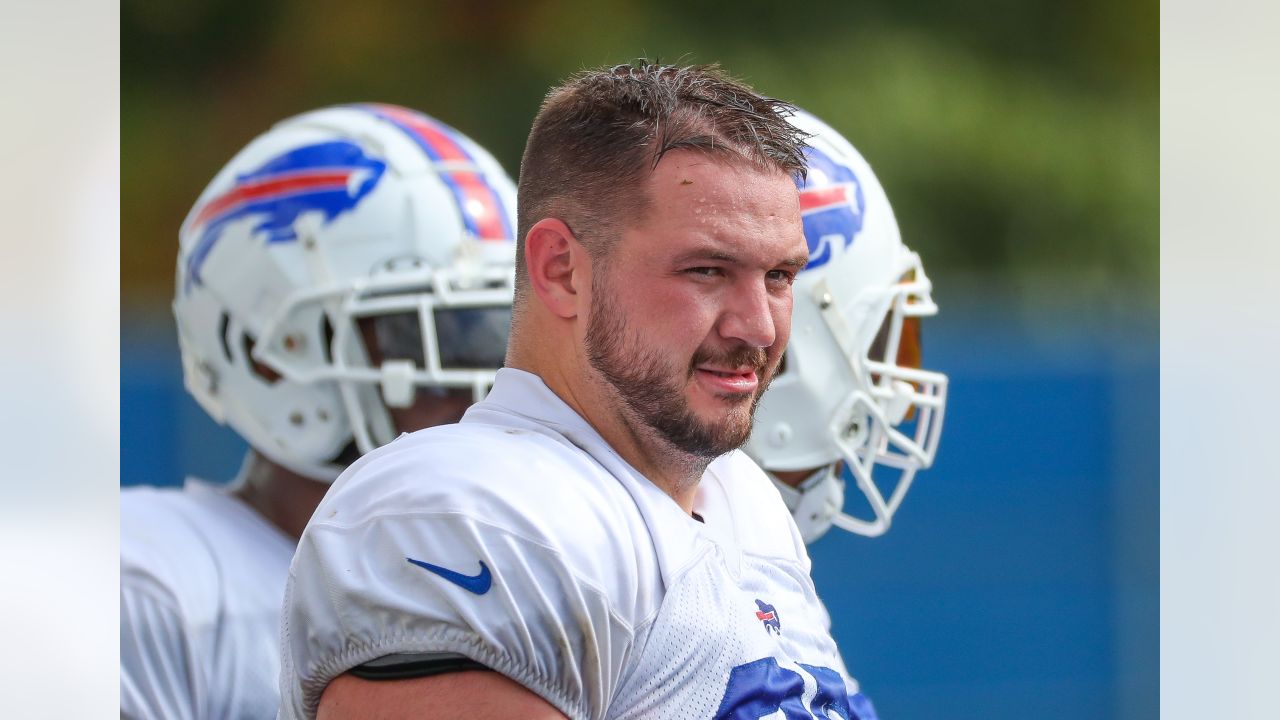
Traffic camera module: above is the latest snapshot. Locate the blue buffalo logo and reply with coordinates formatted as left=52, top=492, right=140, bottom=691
left=755, top=599, right=781, bottom=635
left=796, top=144, right=866, bottom=271
left=182, top=140, right=387, bottom=292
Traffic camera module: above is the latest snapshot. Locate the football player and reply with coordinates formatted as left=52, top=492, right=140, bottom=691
left=120, top=103, right=518, bottom=719
left=746, top=109, right=949, bottom=543
left=281, top=62, right=879, bottom=720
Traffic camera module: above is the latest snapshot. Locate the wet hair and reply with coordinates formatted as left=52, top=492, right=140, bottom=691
left=514, top=60, right=809, bottom=301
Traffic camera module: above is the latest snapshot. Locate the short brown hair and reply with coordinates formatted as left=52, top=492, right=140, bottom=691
left=514, top=61, right=809, bottom=299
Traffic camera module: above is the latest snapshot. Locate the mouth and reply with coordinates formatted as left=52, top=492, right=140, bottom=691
left=694, top=366, right=760, bottom=396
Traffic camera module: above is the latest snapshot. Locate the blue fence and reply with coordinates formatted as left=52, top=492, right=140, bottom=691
left=121, top=300, right=1158, bottom=719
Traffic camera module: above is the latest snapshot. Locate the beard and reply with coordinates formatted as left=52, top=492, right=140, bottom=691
left=584, top=274, right=775, bottom=459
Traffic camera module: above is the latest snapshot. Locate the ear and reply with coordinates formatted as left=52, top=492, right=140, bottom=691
left=524, top=218, right=587, bottom=319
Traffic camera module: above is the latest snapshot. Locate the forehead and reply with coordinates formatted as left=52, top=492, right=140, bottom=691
left=621, top=152, right=805, bottom=262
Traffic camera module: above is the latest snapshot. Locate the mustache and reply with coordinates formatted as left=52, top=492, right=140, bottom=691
left=688, top=344, right=769, bottom=375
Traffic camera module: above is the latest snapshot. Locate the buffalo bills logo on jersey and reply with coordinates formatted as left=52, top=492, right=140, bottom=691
left=182, top=140, right=387, bottom=292
left=796, top=144, right=866, bottom=270
left=358, top=103, right=514, bottom=244
left=755, top=599, right=781, bottom=635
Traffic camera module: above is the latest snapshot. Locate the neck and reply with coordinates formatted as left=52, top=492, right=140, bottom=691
left=600, top=394, right=710, bottom=512
left=509, top=340, right=707, bottom=514
left=232, top=452, right=332, bottom=541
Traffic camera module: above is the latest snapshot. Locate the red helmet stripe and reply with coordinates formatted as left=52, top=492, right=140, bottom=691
left=193, top=171, right=351, bottom=227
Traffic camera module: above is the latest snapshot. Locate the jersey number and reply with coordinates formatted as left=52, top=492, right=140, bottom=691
left=714, top=658, right=854, bottom=720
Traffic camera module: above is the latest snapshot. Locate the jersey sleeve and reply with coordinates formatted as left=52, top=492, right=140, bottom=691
left=279, top=437, right=643, bottom=720
left=120, top=573, right=200, bottom=720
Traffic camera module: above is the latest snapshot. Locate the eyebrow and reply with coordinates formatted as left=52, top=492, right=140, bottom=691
left=672, top=248, right=810, bottom=269
left=779, top=252, right=810, bottom=270
left=672, top=248, right=739, bottom=265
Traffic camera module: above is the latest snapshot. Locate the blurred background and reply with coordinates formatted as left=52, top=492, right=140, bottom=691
left=122, top=1, right=1158, bottom=718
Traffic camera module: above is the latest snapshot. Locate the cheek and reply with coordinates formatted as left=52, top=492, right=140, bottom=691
left=771, top=296, right=794, bottom=344
left=611, top=276, right=725, bottom=353
left=624, top=283, right=702, bottom=335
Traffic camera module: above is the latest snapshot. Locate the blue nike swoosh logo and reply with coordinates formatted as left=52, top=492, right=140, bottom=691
left=405, top=557, right=493, bottom=595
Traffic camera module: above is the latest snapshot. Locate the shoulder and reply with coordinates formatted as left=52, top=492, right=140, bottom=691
left=315, top=422, right=647, bottom=583
left=121, top=483, right=294, bottom=621
left=296, top=419, right=661, bottom=632
left=120, top=488, right=196, bottom=626
left=329, top=420, right=601, bottom=493
left=119, top=486, right=227, bottom=717
left=121, top=486, right=223, bottom=606
left=285, top=423, right=654, bottom=719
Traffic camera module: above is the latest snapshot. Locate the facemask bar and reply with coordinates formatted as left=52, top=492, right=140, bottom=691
left=252, top=262, right=513, bottom=455
left=810, top=260, right=949, bottom=537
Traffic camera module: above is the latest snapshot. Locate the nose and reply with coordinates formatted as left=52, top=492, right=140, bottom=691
left=718, top=277, right=778, bottom=349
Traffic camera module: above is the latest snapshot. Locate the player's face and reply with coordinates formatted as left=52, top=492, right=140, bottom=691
left=584, top=153, right=807, bottom=458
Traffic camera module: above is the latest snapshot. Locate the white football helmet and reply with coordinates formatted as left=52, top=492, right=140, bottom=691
left=746, top=108, right=948, bottom=541
left=173, top=103, right=517, bottom=482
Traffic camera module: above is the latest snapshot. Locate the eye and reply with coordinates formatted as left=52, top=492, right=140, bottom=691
left=684, top=267, right=724, bottom=278
left=765, top=268, right=796, bottom=286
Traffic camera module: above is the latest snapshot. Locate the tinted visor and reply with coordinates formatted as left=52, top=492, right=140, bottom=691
left=370, top=305, right=511, bottom=370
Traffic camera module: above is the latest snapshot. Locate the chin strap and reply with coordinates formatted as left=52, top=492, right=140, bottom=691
left=770, top=465, right=844, bottom=544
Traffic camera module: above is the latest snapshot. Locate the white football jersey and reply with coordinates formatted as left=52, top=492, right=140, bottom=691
left=121, top=478, right=295, bottom=720
left=280, top=368, right=878, bottom=719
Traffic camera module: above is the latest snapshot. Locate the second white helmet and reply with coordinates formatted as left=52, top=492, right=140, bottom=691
left=173, top=103, right=518, bottom=482
left=746, top=108, right=948, bottom=541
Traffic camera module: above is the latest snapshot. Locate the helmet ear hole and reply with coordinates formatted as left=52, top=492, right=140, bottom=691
left=218, top=312, right=233, bottom=362
left=241, top=334, right=282, bottom=385
left=320, top=315, right=335, bottom=365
